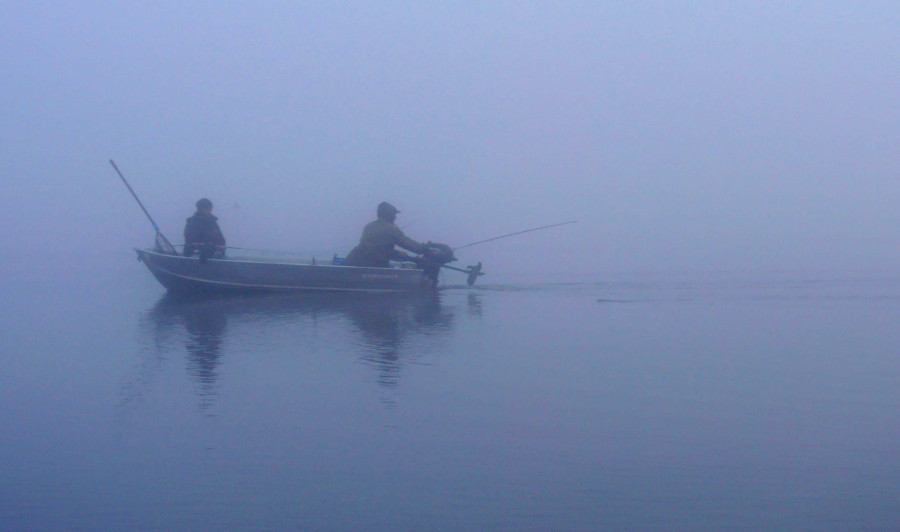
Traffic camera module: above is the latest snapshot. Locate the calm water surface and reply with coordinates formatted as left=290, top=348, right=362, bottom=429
left=2, top=266, right=899, bottom=530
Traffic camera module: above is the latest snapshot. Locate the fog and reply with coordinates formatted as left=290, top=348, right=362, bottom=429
left=3, top=2, right=898, bottom=275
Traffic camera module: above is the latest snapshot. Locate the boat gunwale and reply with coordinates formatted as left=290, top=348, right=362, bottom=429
left=135, top=248, right=427, bottom=293
left=146, top=263, right=415, bottom=292
left=135, top=248, right=424, bottom=272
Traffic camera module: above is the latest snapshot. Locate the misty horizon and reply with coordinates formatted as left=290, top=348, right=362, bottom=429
left=3, top=2, right=898, bottom=275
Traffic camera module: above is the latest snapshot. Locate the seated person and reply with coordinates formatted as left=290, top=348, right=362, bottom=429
left=183, top=198, right=226, bottom=261
left=345, top=202, right=425, bottom=267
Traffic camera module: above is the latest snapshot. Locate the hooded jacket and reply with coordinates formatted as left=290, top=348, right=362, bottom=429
left=183, top=211, right=225, bottom=257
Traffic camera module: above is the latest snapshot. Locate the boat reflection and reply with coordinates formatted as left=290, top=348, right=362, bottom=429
left=175, top=298, right=229, bottom=410
left=136, top=291, right=460, bottom=409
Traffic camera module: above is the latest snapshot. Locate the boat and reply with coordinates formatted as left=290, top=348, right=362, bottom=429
left=136, top=246, right=455, bottom=294
left=107, top=159, right=565, bottom=296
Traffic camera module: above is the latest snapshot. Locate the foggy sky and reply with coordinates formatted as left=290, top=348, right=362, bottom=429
left=3, top=1, right=898, bottom=275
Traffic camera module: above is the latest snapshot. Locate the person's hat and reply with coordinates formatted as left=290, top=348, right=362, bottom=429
left=377, top=201, right=400, bottom=218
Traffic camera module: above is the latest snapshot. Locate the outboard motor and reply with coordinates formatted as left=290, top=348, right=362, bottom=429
left=419, top=242, right=455, bottom=286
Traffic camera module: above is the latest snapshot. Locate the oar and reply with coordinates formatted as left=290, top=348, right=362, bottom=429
left=109, top=159, right=177, bottom=254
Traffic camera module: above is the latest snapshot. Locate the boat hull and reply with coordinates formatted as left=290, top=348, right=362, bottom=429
left=136, top=249, right=427, bottom=294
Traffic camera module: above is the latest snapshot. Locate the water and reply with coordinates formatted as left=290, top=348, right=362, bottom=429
left=2, top=266, right=899, bottom=530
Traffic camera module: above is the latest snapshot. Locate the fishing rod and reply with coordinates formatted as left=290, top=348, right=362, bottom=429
left=109, top=159, right=177, bottom=254
left=434, top=220, right=575, bottom=286
left=401, top=217, right=423, bottom=230
left=454, top=220, right=578, bottom=251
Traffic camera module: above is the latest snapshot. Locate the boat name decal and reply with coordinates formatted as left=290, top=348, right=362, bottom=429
left=361, top=273, right=401, bottom=280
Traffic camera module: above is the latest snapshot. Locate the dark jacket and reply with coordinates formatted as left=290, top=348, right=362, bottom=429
left=183, top=212, right=225, bottom=257
left=345, top=218, right=425, bottom=267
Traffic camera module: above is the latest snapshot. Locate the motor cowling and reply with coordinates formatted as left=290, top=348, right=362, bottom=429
left=419, top=242, right=455, bottom=285
left=422, top=242, right=455, bottom=264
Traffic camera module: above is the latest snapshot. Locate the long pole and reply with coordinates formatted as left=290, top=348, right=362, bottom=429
left=109, top=159, right=161, bottom=233
left=110, top=159, right=178, bottom=255
left=454, top=220, right=578, bottom=251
